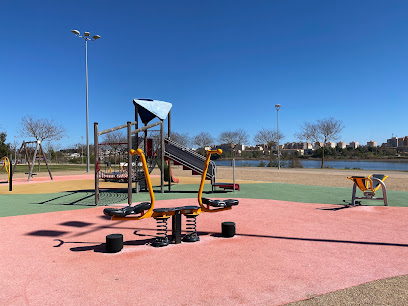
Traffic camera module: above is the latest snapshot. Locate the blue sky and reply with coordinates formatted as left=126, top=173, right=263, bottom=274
left=1, top=0, right=407, bottom=149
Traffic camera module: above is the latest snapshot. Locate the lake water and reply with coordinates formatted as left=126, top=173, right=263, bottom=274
left=214, top=159, right=408, bottom=171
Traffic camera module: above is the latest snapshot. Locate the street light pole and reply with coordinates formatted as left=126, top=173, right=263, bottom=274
left=275, top=104, right=281, bottom=170
left=81, top=136, right=84, bottom=165
left=71, top=29, right=101, bottom=173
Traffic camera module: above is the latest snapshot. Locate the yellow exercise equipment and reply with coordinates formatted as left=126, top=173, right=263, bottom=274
left=0, top=156, right=11, bottom=183
left=198, top=149, right=239, bottom=212
left=103, top=148, right=238, bottom=247
left=347, top=174, right=388, bottom=206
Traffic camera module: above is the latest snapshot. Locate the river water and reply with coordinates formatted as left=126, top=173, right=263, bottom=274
left=214, top=159, right=408, bottom=171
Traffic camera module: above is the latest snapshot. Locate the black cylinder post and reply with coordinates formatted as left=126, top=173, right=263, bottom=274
left=106, top=234, right=123, bottom=253
left=222, top=222, right=236, bottom=238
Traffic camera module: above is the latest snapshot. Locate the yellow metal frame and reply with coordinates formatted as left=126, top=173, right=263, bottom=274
left=347, top=174, right=389, bottom=206
left=347, top=175, right=388, bottom=194
left=111, top=148, right=201, bottom=220
left=197, top=149, right=232, bottom=213
left=111, top=148, right=232, bottom=220
left=0, top=156, right=10, bottom=183
left=111, top=149, right=155, bottom=220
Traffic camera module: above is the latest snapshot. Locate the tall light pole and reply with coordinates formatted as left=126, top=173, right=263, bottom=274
left=81, top=136, right=84, bottom=165
left=275, top=104, right=281, bottom=170
left=71, top=29, right=101, bottom=173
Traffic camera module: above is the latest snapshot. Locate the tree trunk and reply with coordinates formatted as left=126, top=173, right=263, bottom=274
left=321, top=146, right=325, bottom=168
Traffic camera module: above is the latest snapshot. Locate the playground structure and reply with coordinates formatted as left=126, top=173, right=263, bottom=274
left=94, top=98, right=233, bottom=206
left=103, top=148, right=238, bottom=247
left=13, top=140, right=53, bottom=182
left=347, top=174, right=388, bottom=206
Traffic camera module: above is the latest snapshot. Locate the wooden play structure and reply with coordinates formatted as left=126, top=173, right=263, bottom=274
left=103, top=148, right=238, bottom=247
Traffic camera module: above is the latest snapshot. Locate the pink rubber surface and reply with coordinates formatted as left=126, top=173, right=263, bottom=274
left=1, top=198, right=408, bottom=305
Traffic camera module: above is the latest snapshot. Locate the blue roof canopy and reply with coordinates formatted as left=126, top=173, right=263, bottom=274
left=133, top=99, right=173, bottom=124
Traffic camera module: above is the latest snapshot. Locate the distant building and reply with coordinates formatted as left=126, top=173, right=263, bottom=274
left=313, top=142, right=323, bottom=150
left=255, top=144, right=269, bottom=151
left=245, top=145, right=264, bottom=151
left=367, top=141, right=377, bottom=148
left=387, top=137, right=398, bottom=148
left=325, top=142, right=336, bottom=148
left=337, top=142, right=346, bottom=149
left=398, top=137, right=408, bottom=147
left=69, top=153, right=80, bottom=158
left=285, top=142, right=298, bottom=149
left=348, top=141, right=359, bottom=149
left=216, top=143, right=234, bottom=152
left=302, top=142, right=313, bottom=150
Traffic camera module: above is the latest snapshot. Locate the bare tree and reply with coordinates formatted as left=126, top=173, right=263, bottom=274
left=168, top=131, right=190, bottom=148
left=296, top=117, right=344, bottom=168
left=19, top=116, right=66, bottom=142
left=219, top=129, right=249, bottom=156
left=101, top=131, right=127, bottom=165
left=192, top=132, right=214, bottom=155
left=254, top=128, right=284, bottom=167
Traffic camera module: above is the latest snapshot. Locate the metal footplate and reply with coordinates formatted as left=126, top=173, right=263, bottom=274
left=201, top=198, right=239, bottom=208
left=103, top=202, right=152, bottom=217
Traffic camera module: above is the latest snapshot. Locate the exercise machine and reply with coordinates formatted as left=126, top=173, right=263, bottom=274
left=103, top=148, right=238, bottom=247
left=347, top=174, right=388, bottom=206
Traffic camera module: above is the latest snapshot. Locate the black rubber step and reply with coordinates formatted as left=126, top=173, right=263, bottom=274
left=103, top=202, right=152, bottom=217
left=202, top=198, right=239, bottom=207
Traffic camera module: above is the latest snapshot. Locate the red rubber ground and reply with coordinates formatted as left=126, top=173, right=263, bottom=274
left=1, top=198, right=407, bottom=305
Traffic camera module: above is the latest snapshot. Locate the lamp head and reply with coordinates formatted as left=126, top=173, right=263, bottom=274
left=84, top=32, right=90, bottom=36
left=71, top=29, right=80, bottom=35
left=92, top=35, right=101, bottom=40
left=275, top=104, right=281, bottom=110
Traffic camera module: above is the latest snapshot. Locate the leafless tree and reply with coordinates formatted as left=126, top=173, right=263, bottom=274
left=192, top=132, right=214, bottom=155
left=219, top=129, right=249, bottom=156
left=168, top=131, right=190, bottom=147
left=254, top=128, right=284, bottom=167
left=10, top=139, right=19, bottom=162
left=101, top=131, right=127, bottom=165
left=19, top=116, right=66, bottom=142
left=296, top=117, right=344, bottom=168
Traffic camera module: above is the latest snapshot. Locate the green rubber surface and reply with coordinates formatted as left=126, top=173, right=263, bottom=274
left=1, top=183, right=407, bottom=217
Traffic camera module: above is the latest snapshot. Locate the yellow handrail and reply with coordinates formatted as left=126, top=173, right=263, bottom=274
left=112, top=148, right=155, bottom=220
left=0, top=156, right=10, bottom=182
left=197, top=149, right=232, bottom=212
left=347, top=175, right=388, bottom=194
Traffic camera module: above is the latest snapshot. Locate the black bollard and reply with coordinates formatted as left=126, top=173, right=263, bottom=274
left=106, top=234, right=123, bottom=253
left=221, top=222, right=235, bottom=238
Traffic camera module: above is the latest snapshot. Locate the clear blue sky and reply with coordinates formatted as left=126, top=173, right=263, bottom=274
left=1, top=0, right=407, bottom=149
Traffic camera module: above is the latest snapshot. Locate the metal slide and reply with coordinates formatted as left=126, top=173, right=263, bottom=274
left=164, top=138, right=216, bottom=182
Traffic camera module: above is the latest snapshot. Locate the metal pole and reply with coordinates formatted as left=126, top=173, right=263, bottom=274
left=275, top=105, right=281, bottom=170
left=8, top=157, right=12, bottom=192
left=160, top=121, right=164, bottom=193
left=127, top=122, right=132, bottom=205
left=28, top=141, right=39, bottom=182
left=81, top=136, right=84, bottom=165
left=277, top=109, right=280, bottom=170
left=85, top=38, right=90, bottom=173
left=134, top=103, right=139, bottom=193
left=94, top=122, right=99, bottom=205
left=168, top=111, right=171, bottom=192
left=233, top=158, right=235, bottom=192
